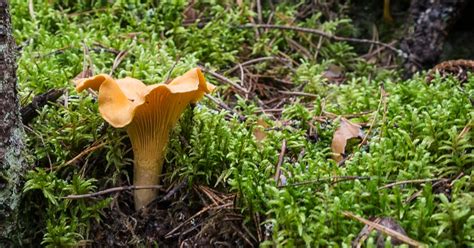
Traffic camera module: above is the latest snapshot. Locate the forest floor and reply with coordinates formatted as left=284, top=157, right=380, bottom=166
left=11, top=1, right=473, bottom=247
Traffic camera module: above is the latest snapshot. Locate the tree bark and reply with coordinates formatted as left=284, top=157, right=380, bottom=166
left=400, top=0, right=469, bottom=75
left=0, top=0, right=26, bottom=244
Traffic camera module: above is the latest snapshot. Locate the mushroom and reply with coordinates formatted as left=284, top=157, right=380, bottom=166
left=75, top=68, right=215, bottom=210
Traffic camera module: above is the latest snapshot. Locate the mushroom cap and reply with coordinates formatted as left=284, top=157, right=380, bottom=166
left=75, top=68, right=215, bottom=128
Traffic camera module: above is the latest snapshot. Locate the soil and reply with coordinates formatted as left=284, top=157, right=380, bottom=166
left=90, top=182, right=257, bottom=247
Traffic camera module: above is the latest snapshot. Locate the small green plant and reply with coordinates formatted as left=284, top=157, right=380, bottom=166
left=23, top=169, right=110, bottom=247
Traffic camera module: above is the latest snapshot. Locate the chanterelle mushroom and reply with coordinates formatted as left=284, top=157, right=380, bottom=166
left=76, top=68, right=215, bottom=210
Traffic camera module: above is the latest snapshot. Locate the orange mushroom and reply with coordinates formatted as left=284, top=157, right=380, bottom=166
left=76, top=68, right=215, bottom=210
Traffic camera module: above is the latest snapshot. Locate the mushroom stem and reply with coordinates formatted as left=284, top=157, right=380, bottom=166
left=133, top=155, right=164, bottom=210
left=128, top=127, right=169, bottom=210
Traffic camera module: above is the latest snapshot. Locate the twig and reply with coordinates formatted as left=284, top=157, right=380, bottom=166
left=238, top=63, right=249, bottom=100
left=358, top=86, right=386, bottom=148
left=205, top=94, right=246, bottom=121
left=28, top=0, right=36, bottom=23
left=226, top=56, right=288, bottom=74
left=255, top=108, right=283, bottom=113
left=405, top=178, right=451, bottom=203
left=256, top=0, right=263, bottom=25
left=91, top=42, right=121, bottom=55
left=229, top=222, right=257, bottom=247
left=313, top=36, right=323, bottom=60
left=165, top=197, right=234, bottom=238
left=21, top=89, right=64, bottom=124
left=238, top=63, right=245, bottom=87
left=449, top=172, right=464, bottom=187
left=160, top=180, right=188, bottom=202
left=279, top=90, right=318, bottom=98
left=362, top=40, right=398, bottom=59
left=323, top=110, right=374, bottom=119
left=67, top=7, right=108, bottom=18
left=239, top=24, right=404, bottom=56
left=64, top=185, right=164, bottom=199
left=64, top=142, right=106, bottom=167
left=457, top=121, right=472, bottom=140
left=165, top=56, right=180, bottom=84
left=274, top=139, right=287, bottom=186
left=286, top=37, right=312, bottom=58
left=378, top=178, right=445, bottom=190
left=81, top=43, right=98, bottom=98
left=34, top=45, right=73, bottom=58
left=279, top=176, right=370, bottom=188
left=253, top=212, right=262, bottom=243
left=197, top=185, right=227, bottom=205
left=109, top=49, right=129, bottom=75
left=342, top=211, right=425, bottom=247
left=200, top=67, right=249, bottom=93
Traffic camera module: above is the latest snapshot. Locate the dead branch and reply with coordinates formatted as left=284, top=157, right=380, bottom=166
left=64, top=185, right=164, bottom=199
left=378, top=178, right=446, bottom=190
left=239, top=24, right=404, bottom=56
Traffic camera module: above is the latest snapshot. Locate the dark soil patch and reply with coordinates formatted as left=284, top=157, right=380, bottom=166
left=90, top=182, right=256, bottom=247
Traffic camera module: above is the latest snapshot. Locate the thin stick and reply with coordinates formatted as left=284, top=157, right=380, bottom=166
left=240, top=24, right=404, bottom=55
left=342, top=211, right=425, bottom=247
left=378, top=178, right=445, bottom=190
left=255, top=108, right=283, bottom=113
left=274, top=139, right=287, bottom=186
left=279, top=90, right=318, bottom=98
left=449, top=172, right=464, bottom=187
left=165, top=197, right=234, bottom=238
left=457, top=121, right=472, bottom=140
left=64, top=142, right=106, bottom=167
left=229, top=222, right=256, bottom=247
left=91, top=42, right=121, bottom=55
left=362, top=40, right=398, bottom=59
left=200, top=67, right=249, bottom=93
left=205, top=94, right=246, bottom=121
left=109, top=49, right=129, bottom=75
left=227, top=56, right=287, bottom=74
left=256, top=0, right=263, bottom=25
left=358, top=86, right=385, bottom=148
left=254, top=212, right=262, bottom=242
left=28, top=0, right=36, bottom=23
left=238, top=63, right=249, bottom=100
left=323, top=110, right=374, bottom=119
left=238, top=63, right=245, bottom=87
left=279, top=176, right=370, bottom=188
left=81, top=43, right=98, bottom=98
left=165, top=56, right=180, bottom=84
left=64, top=185, right=164, bottom=199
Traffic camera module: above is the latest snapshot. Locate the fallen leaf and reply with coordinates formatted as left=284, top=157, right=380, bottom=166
left=351, top=216, right=416, bottom=248
left=331, top=118, right=364, bottom=162
left=322, top=64, right=345, bottom=84
left=183, top=0, right=197, bottom=22
left=72, top=67, right=93, bottom=82
left=253, top=118, right=269, bottom=143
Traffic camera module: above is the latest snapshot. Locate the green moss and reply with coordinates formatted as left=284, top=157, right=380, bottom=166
left=12, top=0, right=474, bottom=247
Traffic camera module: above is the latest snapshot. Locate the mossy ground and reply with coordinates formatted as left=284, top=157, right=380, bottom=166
left=11, top=1, right=473, bottom=247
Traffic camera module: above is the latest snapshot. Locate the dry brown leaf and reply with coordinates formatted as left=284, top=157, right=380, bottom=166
left=72, top=68, right=93, bottom=83
left=253, top=118, right=269, bottom=143
left=331, top=118, right=364, bottom=162
left=345, top=212, right=424, bottom=248
left=183, top=0, right=197, bottom=22
left=322, top=64, right=345, bottom=84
